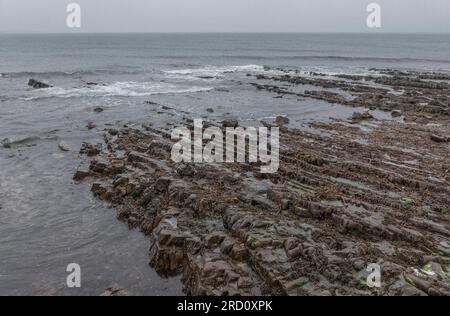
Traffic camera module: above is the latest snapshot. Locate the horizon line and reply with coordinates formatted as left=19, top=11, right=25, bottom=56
left=1, top=31, right=450, bottom=35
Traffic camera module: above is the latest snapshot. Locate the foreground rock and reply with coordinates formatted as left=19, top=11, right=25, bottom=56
left=75, top=114, right=450, bottom=296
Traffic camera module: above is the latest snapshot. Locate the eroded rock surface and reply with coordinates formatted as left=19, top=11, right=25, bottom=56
left=75, top=68, right=450, bottom=296
left=75, top=118, right=450, bottom=296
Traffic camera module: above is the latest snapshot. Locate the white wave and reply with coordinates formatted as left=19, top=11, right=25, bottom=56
left=29, top=81, right=213, bottom=99
left=165, top=64, right=264, bottom=78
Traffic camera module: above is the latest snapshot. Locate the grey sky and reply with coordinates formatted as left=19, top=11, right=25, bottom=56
left=0, top=0, right=449, bottom=33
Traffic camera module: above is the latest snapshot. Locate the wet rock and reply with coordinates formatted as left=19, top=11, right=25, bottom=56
left=1, top=136, right=40, bottom=149
left=100, top=285, right=130, bottom=296
left=91, top=183, right=109, bottom=200
left=74, top=91, right=450, bottom=296
left=73, top=170, right=90, bottom=181
left=58, top=141, right=71, bottom=152
left=2, top=138, right=11, bottom=149
left=155, top=177, right=172, bottom=193
left=28, top=78, right=52, bottom=89
left=89, top=160, right=124, bottom=176
left=80, top=142, right=102, bottom=156
left=391, top=110, right=403, bottom=117
left=182, top=253, right=256, bottom=296
left=251, top=195, right=277, bottom=211
left=107, top=129, right=119, bottom=136
left=149, top=218, right=190, bottom=275
left=275, top=116, right=290, bottom=126
left=89, top=160, right=108, bottom=174
left=430, top=134, right=449, bottom=143
left=222, top=119, right=239, bottom=128
left=85, top=82, right=99, bottom=86
left=351, top=111, right=374, bottom=123
left=229, top=243, right=249, bottom=261
left=93, top=107, right=104, bottom=113
left=260, top=120, right=277, bottom=128
left=86, top=122, right=96, bottom=130
left=206, top=108, right=214, bottom=113
left=206, top=232, right=226, bottom=247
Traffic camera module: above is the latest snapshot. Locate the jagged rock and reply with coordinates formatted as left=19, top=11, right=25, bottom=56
left=182, top=253, right=256, bottom=296
left=91, top=183, right=109, bottom=200
left=80, top=142, right=102, bottom=156
left=73, top=97, right=450, bottom=296
left=58, top=141, right=70, bottom=152
left=73, top=170, right=90, bottom=181
left=222, top=119, right=239, bottom=128
left=107, top=129, right=119, bottom=136
left=2, top=138, right=11, bottom=149
left=430, top=134, right=449, bottom=143
left=0, top=136, right=39, bottom=149
left=155, top=177, right=172, bottom=193
left=206, top=232, right=226, bottom=247
left=86, top=122, right=96, bottom=130
left=391, top=110, right=403, bottom=117
left=28, top=79, right=52, bottom=89
left=100, top=285, right=130, bottom=296
left=275, top=116, right=290, bottom=126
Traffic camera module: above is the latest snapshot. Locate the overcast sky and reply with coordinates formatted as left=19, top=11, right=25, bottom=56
left=0, top=0, right=449, bottom=33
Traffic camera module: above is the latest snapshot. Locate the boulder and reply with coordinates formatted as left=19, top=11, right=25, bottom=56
left=391, top=110, right=403, bottom=117
left=73, top=170, right=91, bottom=181
left=2, top=138, right=12, bottom=149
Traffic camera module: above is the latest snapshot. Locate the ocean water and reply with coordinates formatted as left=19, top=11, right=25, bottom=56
left=0, top=33, right=449, bottom=295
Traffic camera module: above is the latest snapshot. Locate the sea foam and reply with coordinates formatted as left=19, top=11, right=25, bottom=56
left=30, top=81, right=213, bottom=99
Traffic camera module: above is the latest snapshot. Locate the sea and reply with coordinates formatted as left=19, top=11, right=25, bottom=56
left=0, top=33, right=449, bottom=295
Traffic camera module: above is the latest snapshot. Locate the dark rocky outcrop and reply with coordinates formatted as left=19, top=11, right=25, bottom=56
left=75, top=112, right=450, bottom=296
left=28, top=79, right=52, bottom=89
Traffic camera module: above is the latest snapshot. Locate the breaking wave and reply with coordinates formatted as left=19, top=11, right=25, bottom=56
left=24, top=81, right=213, bottom=100
left=164, top=64, right=265, bottom=79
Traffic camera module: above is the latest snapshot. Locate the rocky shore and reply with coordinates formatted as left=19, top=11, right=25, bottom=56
left=74, top=69, right=450, bottom=296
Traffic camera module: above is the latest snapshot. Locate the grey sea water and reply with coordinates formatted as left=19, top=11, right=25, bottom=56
left=0, top=33, right=449, bottom=295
